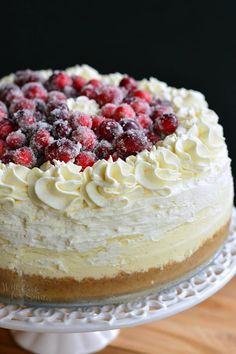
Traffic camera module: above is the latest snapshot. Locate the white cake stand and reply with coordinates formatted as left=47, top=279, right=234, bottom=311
left=1, top=210, right=236, bottom=354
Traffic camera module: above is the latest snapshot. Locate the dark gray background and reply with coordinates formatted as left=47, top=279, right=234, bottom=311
left=1, top=0, right=235, bottom=194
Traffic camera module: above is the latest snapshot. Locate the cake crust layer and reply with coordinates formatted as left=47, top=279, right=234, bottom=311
left=0, top=220, right=230, bottom=304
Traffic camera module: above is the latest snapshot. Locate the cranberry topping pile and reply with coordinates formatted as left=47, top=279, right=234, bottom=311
left=0, top=69, right=178, bottom=170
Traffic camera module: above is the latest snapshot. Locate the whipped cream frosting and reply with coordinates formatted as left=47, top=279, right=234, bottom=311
left=0, top=65, right=231, bottom=211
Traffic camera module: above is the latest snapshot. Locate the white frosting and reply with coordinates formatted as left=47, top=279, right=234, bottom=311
left=67, top=96, right=99, bottom=115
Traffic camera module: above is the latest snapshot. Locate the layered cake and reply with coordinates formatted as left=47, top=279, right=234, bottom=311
left=0, top=65, right=233, bottom=304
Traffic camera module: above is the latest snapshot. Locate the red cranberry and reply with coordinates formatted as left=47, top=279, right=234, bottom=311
left=47, top=71, right=72, bottom=90
left=14, top=110, right=36, bottom=131
left=48, top=107, right=70, bottom=123
left=45, top=138, right=79, bottom=163
left=131, top=89, right=152, bottom=103
left=0, top=102, right=8, bottom=121
left=22, top=82, right=48, bottom=101
left=96, top=86, right=123, bottom=106
left=130, top=98, right=151, bottom=115
left=88, top=79, right=101, bottom=88
left=115, top=130, right=149, bottom=158
left=101, top=103, right=116, bottom=118
left=1, top=151, right=14, bottom=164
left=75, top=151, right=97, bottom=170
left=4, top=87, right=23, bottom=105
left=13, top=147, right=35, bottom=167
left=72, top=126, right=97, bottom=151
left=151, top=106, right=174, bottom=121
left=0, top=120, right=15, bottom=139
left=99, top=119, right=123, bottom=141
left=119, top=76, right=137, bottom=91
left=47, top=91, right=66, bottom=102
left=0, top=139, right=6, bottom=157
left=15, top=70, right=42, bottom=87
left=80, top=84, right=98, bottom=100
left=63, top=86, right=77, bottom=98
left=46, top=100, right=68, bottom=115
left=6, top=130, right=26, bottom=149
left=0, top=84, right=20, bottom=101
left=95, top=140, right=113, bottom=159
left=146, top=131, right=161, bottom=145
left=113, top=104, right=135, bottom=121
left=91, top=115, right=106, bottom=132
left=137, top=114, right=152, bottom=129
left=10, top=98, right=36, bottom=113
left=30, top=129, right=52, bottom=150
left=119, top=118, right=140, bottom=131
left=70, top=112, right=92, bottom=129
left=72, top=75, right=87, bottom=91
left=153, top=113, right=178, bottom=135
left=52, top=120, right=72, bottom=139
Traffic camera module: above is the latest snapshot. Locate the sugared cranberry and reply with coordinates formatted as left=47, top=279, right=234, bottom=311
left=46, top=100, right=68, bottom=115
left=80, top=84, right=98, bottom=100
left=0, top=139, right=6, bottom=157
left=63, top=86, right=77, bottom=98
left=130, top=98, right=151, bottom=115
left=6, top=130, right=26, bottom=149
left=131, top=89, right=152, bottom=103
left=119, top=118, right=140, bottom=132
left=91, top=115, right=106, bottom=132
left=0, top=120, right=15, bottom=139
left=96, top=86, right=123, bottom=106
left=151, top=105, right=174, bottom=121
left=0, top=102, right=8, bottom=121
left=13, top=147, right=35, bottom=167
left=34, top=99, right=47, bottom=115
left=10, top=98, right=36, bottom=113
left=88, top=79, right=101, bottom=88
left=119, top=76, right=137, bottom=91
left=30, top=129, right=52, bottom=150
left=72, top=126, right=97, bottom=151
left=101, top=103, right=116, bottom=118
left=99, top=119, right=123, bottom=141
left=146, top=131, right=161, bottom=145
left=115, top=130, right=149, bottom=158
left=153, top=113, right=178, bottom=135
left=72, top=75, right=87, bottom=91
left=14, top=109, right=36, bottom=131
left=113, top=103, right=135, bottom=121
left=47, top=107, right=70, bottom=123
left=52, top=120, right=72, bottom=139
left=47, top=71, right=72, bottom=90
left=137, top=114, right=152, bottom=129
left=0, top=84, right=20, bottom=101
left=15, top=70, right=42, bottom=87
left=70, top=112, right=92, bottom=129
left=45, top=138, right=79, bottom=163
left=1, top=151, right=14, bottom=164
left=47, top=91, right=66, bottom=102
left=75, top=151, right=97, bottom=170
left=95, top=140, right=113, bottom=159
left=22, top=82, right=48, bottom=101
left=4, top=87, right=23, bottom=105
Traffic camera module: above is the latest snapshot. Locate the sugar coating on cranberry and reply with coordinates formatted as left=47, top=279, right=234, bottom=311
left=13, top=147, right=35, bottom=167
left=75, top=151, right=97, bottom=170
left=45, top=139, right=79, bottom=163
left=70, top=112, right=92, bottom=129
left=72, top=126, right=97, bottom=151
left=22, top=82, right=48, bottom=101
left=0, top=68, right=178, bottom=167
left=153, top=113, right=178, bottom=135
left=99, top=119, right=123, bottom=141
left=6, top=130, right=26, bottom=149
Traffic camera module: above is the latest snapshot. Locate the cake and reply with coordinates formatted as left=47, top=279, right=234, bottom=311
left=0, top=65, right=233, bottom=304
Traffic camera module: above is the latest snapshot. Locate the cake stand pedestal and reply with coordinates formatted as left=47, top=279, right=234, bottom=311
left=1, top=212, right=236, bottom=354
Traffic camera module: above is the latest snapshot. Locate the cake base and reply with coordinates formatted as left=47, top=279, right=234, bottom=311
left=0, top=220, right=230, bottom=305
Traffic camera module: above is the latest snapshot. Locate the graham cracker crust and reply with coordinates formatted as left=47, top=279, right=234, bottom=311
left=0, top=220, right=230, bottom=304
